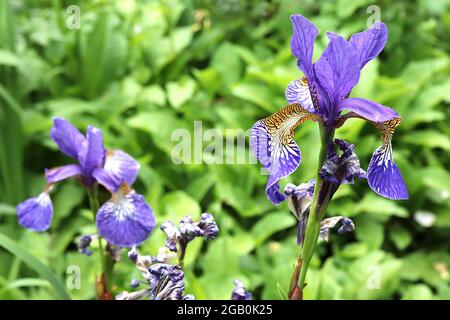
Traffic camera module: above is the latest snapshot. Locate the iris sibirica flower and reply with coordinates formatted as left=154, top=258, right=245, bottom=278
left=16, top=117, right=156, bottom=247
left=251, top=14, right=408, bottom=205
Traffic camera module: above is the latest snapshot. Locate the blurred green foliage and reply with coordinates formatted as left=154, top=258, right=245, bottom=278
left=0, top=0, right=449, bottom=300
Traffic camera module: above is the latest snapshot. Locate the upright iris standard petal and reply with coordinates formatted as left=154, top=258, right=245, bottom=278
left=349, top=21, right=388, bottom=69
left=96, top=185, right=156, bottom=247
left=337, top=98, right=398, bottom=123
left=285, top=77, right=315, bottom=112
left=50, top=117, right=86, bottom=160
left=367, top=118, right=409, bottom=200
left=45, top=164, right=82, bottom=184
left=250, top=103, right=318, bottom=205
left=78, top=126, right=106, bottom=182
left=290, top=14, right=318, bottom=79
left=17, top=192, right=53, bottom=231
left=314, top=33, right=360, bottom=106
left=93, top=150, right=140, bottom=192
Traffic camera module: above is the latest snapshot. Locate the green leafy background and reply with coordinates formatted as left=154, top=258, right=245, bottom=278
left=0, top=0, right=449, bottom=300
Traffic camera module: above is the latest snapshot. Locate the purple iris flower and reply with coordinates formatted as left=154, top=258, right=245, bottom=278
left=251, top=14, right=409, bottom=205
left=17, top=117, right=156, bottom=247
left=45, top=117, right=140, bottom=191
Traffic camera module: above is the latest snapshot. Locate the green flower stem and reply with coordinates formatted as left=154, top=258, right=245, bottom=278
left=87, top=185, right=112, bottom=298
left=295, top=123, right=335, bottom=299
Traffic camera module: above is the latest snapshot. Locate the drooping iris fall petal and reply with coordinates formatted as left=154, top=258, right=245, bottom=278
left=334, top=110, right=408, bottom=200
left=17, top=193, right=53, bottom=232
left=251, top=104, right=318, bottom=205
left=96, top=186, right=156, bottom=247
left=367, top=118, right=409, bottom=200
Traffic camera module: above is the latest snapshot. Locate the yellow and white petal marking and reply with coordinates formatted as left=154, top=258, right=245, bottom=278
left=285, top=77, right=316, bottom=112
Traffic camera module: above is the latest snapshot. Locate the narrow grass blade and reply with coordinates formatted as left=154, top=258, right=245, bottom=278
left=0, top=233, right=71, bottom=300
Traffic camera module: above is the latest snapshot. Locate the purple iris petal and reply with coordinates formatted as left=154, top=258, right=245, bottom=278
left=78, top=126, right=105, bottom=181
left=314, top=33, right=360, bottom=105
left=290, top=14, right=318, bottom=79
left=92, top=150, right=140, bottom=192
left=50, top=117, right=86, bottom=160
left=45, top=164, right=82, bottom=184
left=285, top=78, right=315, bottom=112
left=368, top=146, right=409, bottom=200
left=349, top=22, right=388, bottom=69
left=337, top=98, right=398, bottom=123
left=17, top=193, right=53, bottom=231
left=250, top=120, right=302, bottom=205
left=96, top=187, right=156, bottom=247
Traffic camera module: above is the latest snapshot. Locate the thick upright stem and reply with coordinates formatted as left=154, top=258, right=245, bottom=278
left=291, top=123, right=335, bottom=299
left=87, top=185, right=112, bottom=299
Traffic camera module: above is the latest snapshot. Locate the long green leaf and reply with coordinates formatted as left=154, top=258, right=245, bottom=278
left=0, top=233, right=71, bottom=300
left=0, top=278, right=50, bottom=295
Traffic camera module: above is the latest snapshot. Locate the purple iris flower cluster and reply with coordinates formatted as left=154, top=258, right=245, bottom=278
left=16, top=117, right=156, bottom=247
left=251, top=14, right=409, bottom=205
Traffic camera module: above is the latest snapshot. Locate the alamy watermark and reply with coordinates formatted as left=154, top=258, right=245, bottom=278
left=366, top=265, right=381, bottom=290
left=66, top=265, right=81, bottom=290
left=367, top=5, right=381, bottom=28
left=171, top=121, right=258, bottom=166
left=66, top=5, right=81, bottom=30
